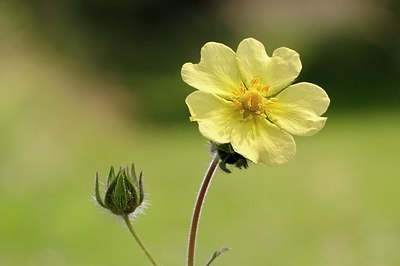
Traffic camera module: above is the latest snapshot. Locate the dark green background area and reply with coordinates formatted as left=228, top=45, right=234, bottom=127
left=12, top=0, right=400, bottom=122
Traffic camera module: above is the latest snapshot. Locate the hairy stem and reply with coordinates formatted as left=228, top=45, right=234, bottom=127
left=122, top=215, right=159, bottom=266
left=187, top=154, right=220, bottom=266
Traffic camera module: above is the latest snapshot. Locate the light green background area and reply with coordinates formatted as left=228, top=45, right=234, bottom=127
left=1, top=56, right=399, bottom=265
left=1, top=1, right=400, bottom=266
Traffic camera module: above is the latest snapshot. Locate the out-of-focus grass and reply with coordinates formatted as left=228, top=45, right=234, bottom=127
left=2, top=103, right=400, bottom=266
left=1, top=52, right=400, bottom=265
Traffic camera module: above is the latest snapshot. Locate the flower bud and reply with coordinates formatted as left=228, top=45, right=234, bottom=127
left=95, top=164, right=145, bottom=216
left=210, top=142, right=249, bottom=173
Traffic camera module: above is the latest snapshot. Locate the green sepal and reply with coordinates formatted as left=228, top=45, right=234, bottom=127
left=138, top=171, right=145, bottom=205
left=130, top=163, right=137, bottom=183
left=124, top=173, right=140, bottom=213
left=210, top=142, right=249, bottom=173
left=94, top=172, right=106, bottom=207
left=218, top=161, right=232, bottom=174
left=104, top=177, right=118, bottom=212
left=112, top=173, right=128, bottom=214
left=205, top=247, right=231, bottom=266
left=107, top=166, right=116, bottom=187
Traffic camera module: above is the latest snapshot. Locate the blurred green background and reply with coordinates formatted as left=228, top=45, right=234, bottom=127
left=1, top=0, right=400, bottom=265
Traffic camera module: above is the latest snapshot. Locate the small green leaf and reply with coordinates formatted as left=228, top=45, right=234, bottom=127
left=205, top=247, right=231, bottom=266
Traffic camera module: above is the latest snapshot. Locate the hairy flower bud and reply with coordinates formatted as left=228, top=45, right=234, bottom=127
left=95, top=164, right=145, bottom=216
left=210, top=142, right=249, bottom=173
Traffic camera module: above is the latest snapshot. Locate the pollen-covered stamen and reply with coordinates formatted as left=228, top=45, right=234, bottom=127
left=265, top=97, right=279, bottom=104
left=257, top=85, right=270, bottom=95
left=250, top=78, right=259, bottom=87
left=248, top=78, right=270, bottom=96
left=264, top=97, right=279, bottom=113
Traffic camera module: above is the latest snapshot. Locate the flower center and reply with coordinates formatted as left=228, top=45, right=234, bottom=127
left=233, top=79, right=278, bottom=120
left=239, top=91, right=264, bottom=112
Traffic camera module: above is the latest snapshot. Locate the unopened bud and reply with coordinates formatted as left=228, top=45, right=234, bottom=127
left=95, top=164, right=145, bottom=216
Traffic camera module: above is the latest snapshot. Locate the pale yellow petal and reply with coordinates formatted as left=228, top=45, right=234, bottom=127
left=230, top=116, right=296, bottom=165
left=236, top=38, right=302, bottom=96
left=181, top=42, right=242, bottom=99
left=186, top=91, right=238, bottom=143
left=267, top=82, right=330, bottom=136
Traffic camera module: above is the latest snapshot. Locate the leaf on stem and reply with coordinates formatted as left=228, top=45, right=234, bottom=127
left=205, top=247, right=231, bottom=266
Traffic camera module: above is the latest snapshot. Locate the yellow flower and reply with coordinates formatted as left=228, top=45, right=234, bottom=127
left=181, top=38, right=330, bottom=165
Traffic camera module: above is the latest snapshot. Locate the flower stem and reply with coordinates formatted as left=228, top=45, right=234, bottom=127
left=122, top=215, right=159, bottom=266
left=187, top=153, right=220, bottom=266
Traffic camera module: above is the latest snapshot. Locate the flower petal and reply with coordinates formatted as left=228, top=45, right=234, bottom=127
left=181, top=42, right=242, bottom=99
left=267, top=82, right=330, bottom=136
left=186, top=91, right=238, bottom=143
left=230, top=116, right=296, bottom=165
left=236, top=38, right=302, bottom=96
